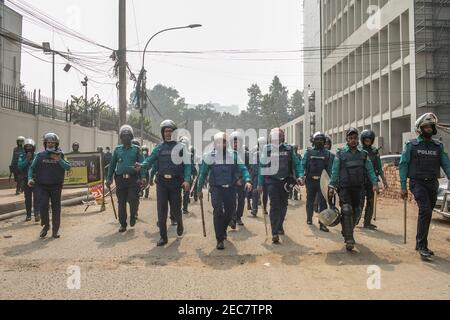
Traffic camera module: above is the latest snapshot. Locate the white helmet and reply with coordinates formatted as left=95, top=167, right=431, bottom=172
left=415, top=113, right=438, bottom=135
left=119, top=125, right=134, bottom=137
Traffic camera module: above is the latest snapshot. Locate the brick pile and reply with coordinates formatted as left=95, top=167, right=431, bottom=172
left=380, top=164, right=415, bottom=202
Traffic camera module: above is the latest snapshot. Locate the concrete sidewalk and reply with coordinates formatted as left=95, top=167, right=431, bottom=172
left=0, top=187, right=90, bottom=215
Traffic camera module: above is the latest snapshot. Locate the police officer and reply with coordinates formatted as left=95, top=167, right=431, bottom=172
left=230, top=131, right=250, bottom=228
left=10, top=136, right=25, bottom=195
left=28, top=133, right=71, bottom=238
left=104, top=147, right=113, bottom=168
left=291, top=145, right=302, bottom=201
left=324, top=135, right=333, bottom=151
left=328, top=128, right=379, bottom=251
left=250, top=137, right=268, bottom=217
left=179, top=136, right=196, bottom=215
left=136, top=120, right=191, bottom=247
left=18, top=139, right=40, bottom=222
left=197, top=132, right=252, bottom=250
left=72, top=142, right=80, bottom=153
left=148, top=148, right=179, bottom=226
left=399, top=113, right=450, bottom=260
left=190, top=146, right=200, bottom=203
left=300, top=132, right=333, bottom=233
left=258, top=128, right=303, bottom=244
left=359, top=130, right=388, bottom=230
left=141, top=145, right=151, bottom=199
left=106, top=125, right=146, bottom=233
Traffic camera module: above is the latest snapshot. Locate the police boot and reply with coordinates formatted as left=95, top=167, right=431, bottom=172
left=52, top=231, right=60, bottom=239
left=170, top=218, right=178, bottom=226
left=157, top=238, right=168, bottom=247
left=416, top=246, right=434, bottom=256
left=251, top=209, right=258, bottom=217
left=216, top=241, right=225, bottom=250
left=236, top=218, right=244, bottom=226
left=183, top=209, right=189, bottom=215
left=177, top=219, right=184, bottom=237
left=35, top=214, right=41, bottom=223
left=363, top=223, right=378, bottom=230
left=25, top=216, right=32, bottom=222
left=247, top=200, right=252, bottom=211
left=229, top=218, right=237, bottom=230
left=130, top=215, right=137, bottom=227
left=40, top=226, right=49, bottom=238
left=119, top=225, right=127, bottom=233
left=278, top=226, right=285, bottom=235
left=272, top=235, right=280, bottom=244
left=345, top=239, right=355, bottom=252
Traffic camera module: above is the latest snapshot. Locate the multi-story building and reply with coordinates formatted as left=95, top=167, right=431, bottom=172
left=282, top=0, right=321, bottom=152
left=321, top=0, right=450, bottom=153
left=0, top=0, right=22, bottom=87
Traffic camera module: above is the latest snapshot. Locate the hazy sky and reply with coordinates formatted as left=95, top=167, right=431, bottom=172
left=17, top=0, right=303, bottom=110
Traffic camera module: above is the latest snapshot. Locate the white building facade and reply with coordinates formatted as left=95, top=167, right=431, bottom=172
left=0, top=1, right=22, bottom=87
left=321, top=0, right=450, bottom=154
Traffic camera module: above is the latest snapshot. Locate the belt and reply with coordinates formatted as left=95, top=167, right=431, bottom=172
left=158, top=174, right=181, bottom=180
left=118, top=173, right=136, bottom=180
left=311, top=176, right=321, bottom=180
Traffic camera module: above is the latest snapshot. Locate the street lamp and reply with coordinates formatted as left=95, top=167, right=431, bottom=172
left=137, top=24, right=202, bottom=145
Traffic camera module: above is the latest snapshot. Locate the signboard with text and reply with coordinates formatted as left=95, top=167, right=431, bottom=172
left=64, top=152, right=103, bottom=188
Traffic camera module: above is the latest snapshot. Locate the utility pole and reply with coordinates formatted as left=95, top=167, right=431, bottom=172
left=52, top=51, right=55, bottom=114
left=118, top=0, right=127, bottom=127
left=81, top=76, right=89, bottom=126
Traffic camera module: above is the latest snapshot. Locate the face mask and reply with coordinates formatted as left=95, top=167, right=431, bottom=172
left=315, top=141, right=325, bottom=149
left=46, top=147, right=56, bottom=152
left=422, top=131, right=433, bottom=138
left=121, top=136, right=132, bottom=145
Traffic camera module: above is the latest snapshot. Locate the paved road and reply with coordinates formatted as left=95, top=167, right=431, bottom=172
left=0, top=189, right=449, bottom=300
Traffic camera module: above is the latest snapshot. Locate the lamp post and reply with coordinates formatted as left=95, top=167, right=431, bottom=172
left=137, top=24, right=202, bottom=145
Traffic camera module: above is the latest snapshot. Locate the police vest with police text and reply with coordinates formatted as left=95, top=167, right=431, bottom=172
left=407, top=139, right=441, bottom=181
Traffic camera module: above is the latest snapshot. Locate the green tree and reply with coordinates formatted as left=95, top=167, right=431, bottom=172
left=289, top=90, right=304, bottom=120
left=247, top=83, right=263, bottom=115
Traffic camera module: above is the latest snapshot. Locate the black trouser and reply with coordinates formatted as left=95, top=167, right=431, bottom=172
left=305, top=177, right=326, bottom=226
left=360, top=182, right=375, bottom=225
left=144, top=172, right=150, bottom=198
left=339, top=187, right=363, bottom=242
left=211, top=185, right=236, bottom=242
left=183, top=180, right=191, bottom=212
left=252, top=177, right=268, bottom=213
left=115, top=175, right=140, bottom=227
left=24, top=179, right=40, bottom=217
left=410, top=179, right=439, bottom=250
left=156, top=176, right=183, bottom=240
left=13, top=170, right=24, bottom=194
left=267, top=180, right=289, bottom=236
left=233, top=184, right=246, bottom=221
left=39, top=184, right=63, bottom=233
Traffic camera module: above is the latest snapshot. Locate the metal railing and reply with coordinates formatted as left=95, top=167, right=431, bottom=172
left=0, top=83, right=160, bottom=142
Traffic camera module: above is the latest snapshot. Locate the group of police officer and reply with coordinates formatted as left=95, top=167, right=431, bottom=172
left=104, top=113, right=450, bottom=260
left=11, top=111, right=449, bottom=261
